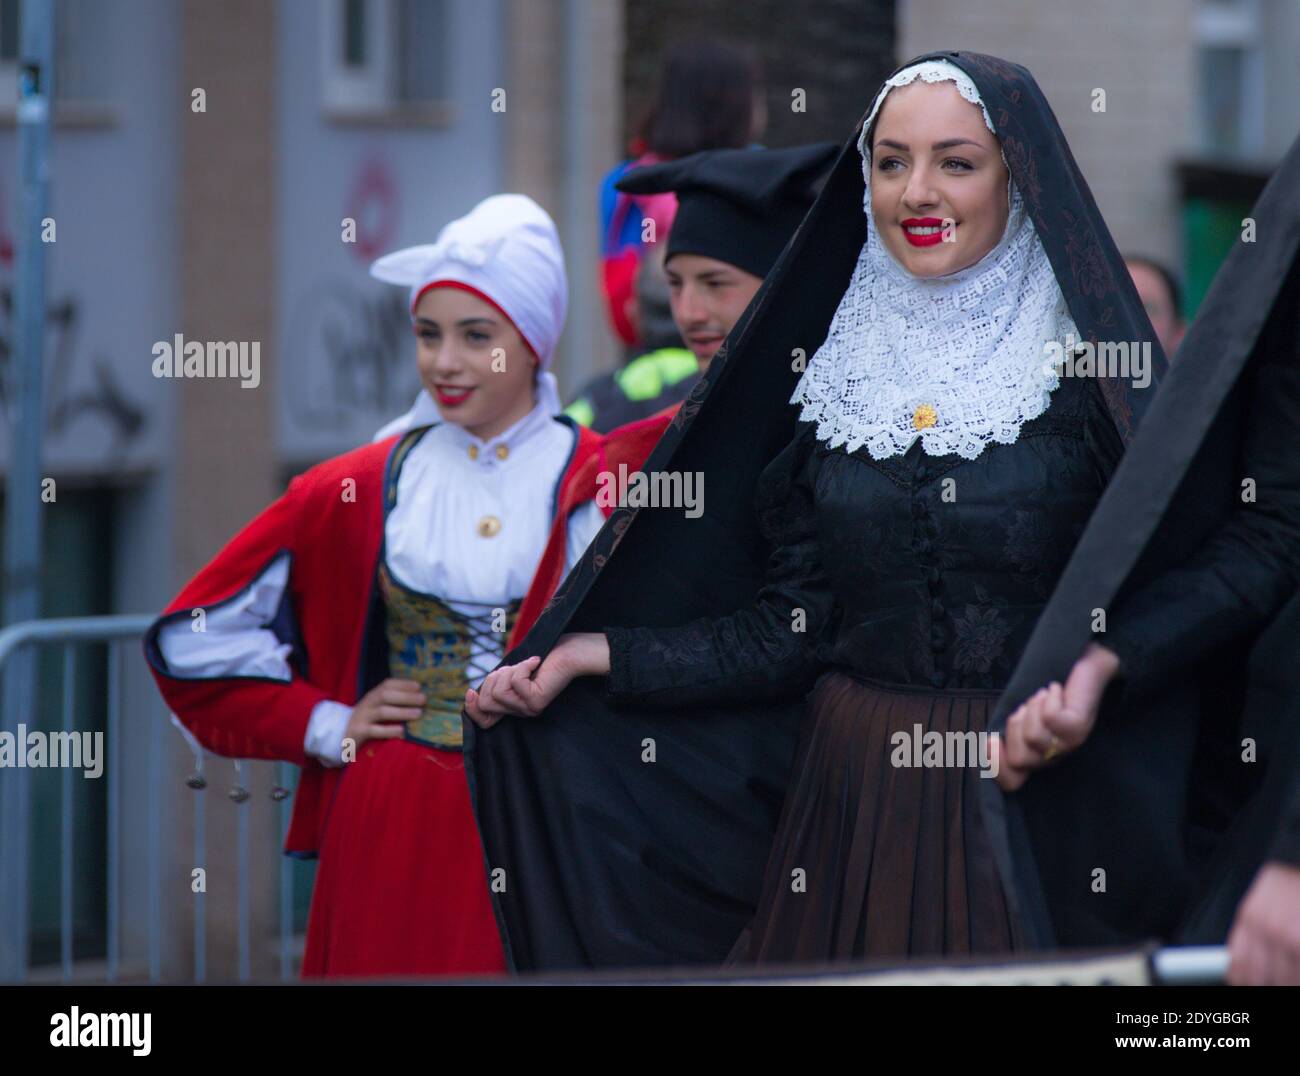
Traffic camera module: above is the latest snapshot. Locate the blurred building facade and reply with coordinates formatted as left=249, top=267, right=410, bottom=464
left=900, top=0, right=1300, bottom=312
left=0, top=0, right=623, bottom=980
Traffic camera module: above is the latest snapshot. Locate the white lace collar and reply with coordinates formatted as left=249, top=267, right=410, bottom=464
left=790, top=60, right=1077, bottom=461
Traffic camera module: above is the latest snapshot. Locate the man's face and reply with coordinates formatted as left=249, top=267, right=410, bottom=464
left=664, top=253, right=763, bottom=367
left=1127, top=260, right=1185, bottom=358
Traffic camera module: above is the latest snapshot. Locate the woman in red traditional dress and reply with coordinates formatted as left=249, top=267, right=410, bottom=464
left=145, top=194, right=619, bottom=977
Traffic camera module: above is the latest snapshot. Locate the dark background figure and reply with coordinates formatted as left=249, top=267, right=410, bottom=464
left=1126, top=254, right=1186, bottom=358
left=599, top=40, right=765, bottom=352
left=623, top=1, right=896, bottom=148
left=602, top=3, right=897, bottom=357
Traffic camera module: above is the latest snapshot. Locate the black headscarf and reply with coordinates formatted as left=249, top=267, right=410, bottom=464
left=465, top=52, right=1165, bottom=971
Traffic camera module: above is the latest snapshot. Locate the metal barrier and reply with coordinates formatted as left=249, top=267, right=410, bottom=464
left=0, top=617, right=1232, bottom=987
left=0, top=615, right=300, bottom=983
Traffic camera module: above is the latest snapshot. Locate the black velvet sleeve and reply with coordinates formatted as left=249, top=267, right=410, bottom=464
left=1103, top=353, right=1300, bottom=698
left=604, top=423, right=838, bottom=709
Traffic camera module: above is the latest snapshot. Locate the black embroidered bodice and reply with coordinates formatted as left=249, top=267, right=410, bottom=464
left=607, top=374, right=1124, bottom=706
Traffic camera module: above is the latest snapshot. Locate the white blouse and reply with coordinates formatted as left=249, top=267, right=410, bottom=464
left=157, top=399, right=606, bottom=765
left=385, top=400, right=592, bottom=603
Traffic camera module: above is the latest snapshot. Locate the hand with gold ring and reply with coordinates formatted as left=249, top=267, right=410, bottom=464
left=992, top=642, right=1120, bottom=792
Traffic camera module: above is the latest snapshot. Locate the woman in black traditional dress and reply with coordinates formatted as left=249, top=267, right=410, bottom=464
left=992, top=133, right=1300, bottom=981
left=463, top=54, right=1163, bottom=971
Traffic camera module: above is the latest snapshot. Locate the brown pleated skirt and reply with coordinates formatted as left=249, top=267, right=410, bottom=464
left=726, top=668, right=1021, bottom=966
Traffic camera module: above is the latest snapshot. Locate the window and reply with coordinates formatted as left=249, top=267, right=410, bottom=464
left=322, top=0, right=453, bottom=125
left=0, top=0, right=111, bottom=123
left=1194, top=0, right=1264, bottom=158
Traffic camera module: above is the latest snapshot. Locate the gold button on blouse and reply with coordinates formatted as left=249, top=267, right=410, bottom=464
left=467, top=444, right=479, bottom=460
left=477, top=515, right=502, bottom=538
left=495, top=443, right=509, bottom=461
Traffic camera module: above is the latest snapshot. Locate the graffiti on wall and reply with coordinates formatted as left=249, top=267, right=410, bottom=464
left=285, top=154, right=424, bottom=432
left=285, top=277, right=419, bottom=429
left=0, top=285, right=147, bottom=453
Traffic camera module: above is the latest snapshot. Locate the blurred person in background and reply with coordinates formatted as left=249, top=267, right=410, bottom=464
left=600, top=40, right=765, bottom=352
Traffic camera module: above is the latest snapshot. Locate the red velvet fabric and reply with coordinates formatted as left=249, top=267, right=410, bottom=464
left=147, top=425, right=607, bottom=977
left=300, top=737, right=506, bottom=978
left=508, top=406, right=678, bottom=648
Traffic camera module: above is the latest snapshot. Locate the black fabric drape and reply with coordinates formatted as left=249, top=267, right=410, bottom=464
left=464, top=51, right=1167, bottom=971
left=985, top=133, right=1300, bottom=950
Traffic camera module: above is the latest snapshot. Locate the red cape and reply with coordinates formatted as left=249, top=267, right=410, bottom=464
left=508, top=407, right=675, bottom=649
left=144, top=413, right=672, bottom=976
left=145, top=411, right=673, bottom=857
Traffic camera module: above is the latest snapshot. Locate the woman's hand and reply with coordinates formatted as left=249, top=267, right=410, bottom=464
left=992, top=642, right=1120, bottom=791
left=464, top=632, right=610, bottom=730
left=345, top=677, right=426, bottom=751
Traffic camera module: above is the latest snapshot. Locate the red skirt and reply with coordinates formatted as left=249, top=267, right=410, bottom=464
left=300, top=737, right=507, bottom=979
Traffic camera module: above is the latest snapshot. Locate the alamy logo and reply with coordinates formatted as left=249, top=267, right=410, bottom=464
left=50, top=1008, right=151, bottom=1055
left=0, top=724, right=103, bottom=778
left=1041, top=334, right=1152, bottom=389
left=595, top=464, right=704, bottom=519
left=890, top=724, right=998, bottom=779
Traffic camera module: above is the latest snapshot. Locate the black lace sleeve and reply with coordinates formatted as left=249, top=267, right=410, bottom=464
left=604, top=423, right=838, bottom=709
left=1104, top=352, right=1300, bottom=698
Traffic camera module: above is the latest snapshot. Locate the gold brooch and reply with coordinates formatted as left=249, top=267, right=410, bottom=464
left=477, top=515, right=502, bottom=538
left=913, top=404, right=937, bottom=430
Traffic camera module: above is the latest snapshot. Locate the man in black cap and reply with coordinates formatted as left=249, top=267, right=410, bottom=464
left=565, top=142, right=838, bottom=429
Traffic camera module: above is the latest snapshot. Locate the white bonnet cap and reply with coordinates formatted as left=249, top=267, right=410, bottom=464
left=369, top=193, right=568, bottom=370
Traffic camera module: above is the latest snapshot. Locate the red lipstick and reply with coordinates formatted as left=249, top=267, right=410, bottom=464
left=434, top=385, right=475, bottom=407
left=901, top=217, right=949, bottom=248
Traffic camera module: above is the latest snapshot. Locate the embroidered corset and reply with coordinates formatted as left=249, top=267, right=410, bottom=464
left=379, top=561, right=521, bottom=749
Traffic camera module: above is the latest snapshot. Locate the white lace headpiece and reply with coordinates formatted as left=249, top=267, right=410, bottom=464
left=790, top=59, right=1077, bottom=460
